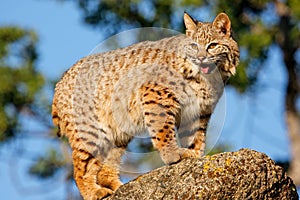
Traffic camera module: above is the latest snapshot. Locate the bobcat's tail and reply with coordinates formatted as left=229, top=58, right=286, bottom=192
left=52, top=101, right=62, bottom=137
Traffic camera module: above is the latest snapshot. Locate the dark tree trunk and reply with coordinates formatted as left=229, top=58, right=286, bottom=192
left=275, top=0, right=300, bottom=186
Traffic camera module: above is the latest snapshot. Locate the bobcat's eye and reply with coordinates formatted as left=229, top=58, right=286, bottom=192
left=207, top=43, right=218, bottom=50
left=190, top=43, right=198, bottom=50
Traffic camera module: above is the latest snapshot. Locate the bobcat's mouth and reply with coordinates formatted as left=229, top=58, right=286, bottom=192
left=200, top=62, right=216, bottom=74
left=190, top=57, right=217, bottom=74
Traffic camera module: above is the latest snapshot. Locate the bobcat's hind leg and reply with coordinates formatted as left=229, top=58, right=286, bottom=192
left=98, top=147, right=125, bottom=192
left=72, top=147, right=124, bottom=200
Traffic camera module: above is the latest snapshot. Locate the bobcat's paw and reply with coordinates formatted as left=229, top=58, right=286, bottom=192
left=160, top=149, right=181, bottom=165
left=160, top=148, right=198, bottom=165
left=178, top=148, right=198, bottom=158
left=94, top=187, right=113, bottom=200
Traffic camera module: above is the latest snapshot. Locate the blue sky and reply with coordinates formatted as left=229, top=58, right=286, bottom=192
left=0, top=0, right=293, bottom=199
left=1, top=0, right=102, bottom=80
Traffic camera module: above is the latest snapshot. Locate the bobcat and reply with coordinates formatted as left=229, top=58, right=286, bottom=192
left=52, top=12, right=239, bottom=200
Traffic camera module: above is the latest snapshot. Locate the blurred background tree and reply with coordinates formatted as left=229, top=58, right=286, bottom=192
left=0, top=26, right=45, bottom=142
left=1, top=0, right=299, bottom=199
left=0, top=25, right=77, bottom=199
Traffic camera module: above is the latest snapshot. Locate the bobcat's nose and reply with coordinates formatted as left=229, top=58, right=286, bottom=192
left=198, top=56, right=206, bottom=62
left=196, top=47, right=206, bottom=59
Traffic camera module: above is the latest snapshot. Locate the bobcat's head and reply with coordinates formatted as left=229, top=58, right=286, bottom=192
left=183, top=12, right=239, bottom=80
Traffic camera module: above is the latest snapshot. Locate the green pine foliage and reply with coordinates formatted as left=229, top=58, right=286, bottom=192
left=29, top=149, right=65, bottom=178
left=0, top=26, right=45, bottom=141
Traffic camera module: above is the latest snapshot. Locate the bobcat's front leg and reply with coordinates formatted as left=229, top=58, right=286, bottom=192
left=140, top=85, right=197, bottom=164
left=178, top=115, right=210, bottom=157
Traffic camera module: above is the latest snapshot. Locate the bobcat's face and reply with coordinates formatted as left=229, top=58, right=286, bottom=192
left=184, top=13, right=240, bottom=79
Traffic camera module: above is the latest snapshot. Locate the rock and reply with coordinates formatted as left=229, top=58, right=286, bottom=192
left=105, top=148, right=299, bottom=200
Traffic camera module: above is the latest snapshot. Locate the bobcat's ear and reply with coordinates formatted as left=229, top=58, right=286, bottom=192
left=212, top=13, right=231, bottom=37
left=184, top=12, right=197, bottom=37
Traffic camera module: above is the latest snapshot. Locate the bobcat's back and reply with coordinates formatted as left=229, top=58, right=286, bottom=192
left=53, top=35, right=201, bottom=147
